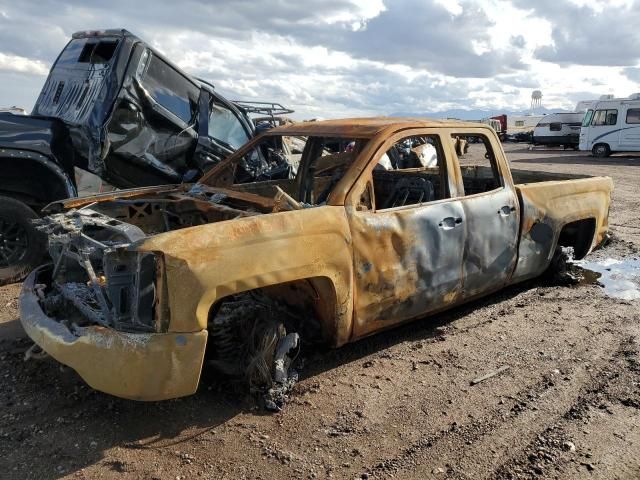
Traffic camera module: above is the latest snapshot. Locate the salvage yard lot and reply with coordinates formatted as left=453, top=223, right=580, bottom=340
left=1, top=143, right=639, bottom=480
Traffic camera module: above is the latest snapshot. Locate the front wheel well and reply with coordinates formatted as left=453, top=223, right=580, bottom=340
left=203, top=278, right=338, bottom=401
left=0, top=155, right=75, bottom=210
left=207, top=277, right=338, bottom=346
left=557, top=218, right=596, bottom=260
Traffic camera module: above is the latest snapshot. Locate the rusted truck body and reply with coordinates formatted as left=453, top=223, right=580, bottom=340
left=20, top=118, right=612, bottom=401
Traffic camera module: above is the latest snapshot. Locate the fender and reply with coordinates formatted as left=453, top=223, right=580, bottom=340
left=0, top=149, right=77, bottom=200
left=137, top=206, right=355, bottom=347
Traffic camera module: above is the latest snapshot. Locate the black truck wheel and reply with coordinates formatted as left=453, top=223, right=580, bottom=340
left=0, top=196, right=47, bottom=286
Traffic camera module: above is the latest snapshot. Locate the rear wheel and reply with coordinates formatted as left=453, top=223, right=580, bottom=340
left=592, top=143, right=611, bottom=158
left=0, top=196, right=47, bottom=285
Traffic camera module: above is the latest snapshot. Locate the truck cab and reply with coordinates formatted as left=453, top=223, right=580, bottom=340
left=31, top=29, right=255, bottom=186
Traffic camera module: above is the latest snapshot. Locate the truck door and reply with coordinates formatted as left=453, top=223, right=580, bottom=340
left=348, top=130, right=465, bottom=339
left=447, top=130, right=520, bottom=298
left=102, top=47, right=200, bottom=188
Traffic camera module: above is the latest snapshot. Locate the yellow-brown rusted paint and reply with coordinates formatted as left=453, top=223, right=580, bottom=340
left=20, top=267, right=207, bottom=401
left=137, top=205, right=355, bottom=346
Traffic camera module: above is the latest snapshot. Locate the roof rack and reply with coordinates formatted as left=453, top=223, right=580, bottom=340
left=231, top=101, right=294, bottom=124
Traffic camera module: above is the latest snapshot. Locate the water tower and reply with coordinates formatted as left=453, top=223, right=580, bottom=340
left=531, top=90, right=543, bottom=111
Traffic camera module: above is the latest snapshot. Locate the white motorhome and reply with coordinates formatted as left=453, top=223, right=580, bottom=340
left=579, top=94, right=640, bottom=157
left=532, top=112, right=583, bottom=148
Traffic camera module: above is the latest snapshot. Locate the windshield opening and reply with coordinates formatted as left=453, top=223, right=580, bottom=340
left=201, top=134, right=369, bottom=205
left=57, top=38, right=120, bottom=66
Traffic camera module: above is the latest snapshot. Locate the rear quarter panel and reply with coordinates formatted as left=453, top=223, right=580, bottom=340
left=511, top=177, right=612, bottom=282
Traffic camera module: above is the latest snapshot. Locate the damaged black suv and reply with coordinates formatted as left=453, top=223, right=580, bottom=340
left=0, top=29, right=288, bottom=284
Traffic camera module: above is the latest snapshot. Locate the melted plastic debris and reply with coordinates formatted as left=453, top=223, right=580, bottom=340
left=210, top=193, right=227, bottom=204
left=264, top=332, right=300, bottom=412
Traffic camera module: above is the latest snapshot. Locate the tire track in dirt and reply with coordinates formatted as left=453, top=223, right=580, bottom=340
left=494, top=336, right=640, bottom=479
left=363, top=331, right=634, bottom=479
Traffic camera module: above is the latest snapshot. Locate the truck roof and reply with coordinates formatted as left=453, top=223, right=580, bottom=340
left=71, top=29, right=138, bottom=39
left=68, top=29, right=216, bottom=96
left=268, top=117, right=487, bottom=138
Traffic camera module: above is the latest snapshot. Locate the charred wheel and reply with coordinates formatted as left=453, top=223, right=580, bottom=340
left=0, top=196, right=47, bottom=285
left=207, top=291, right=301, bottom=411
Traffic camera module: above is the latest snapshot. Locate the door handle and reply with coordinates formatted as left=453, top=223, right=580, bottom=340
left=439, top=217, right=463, bottom=229
left=498, top=205, right=516, bottom=216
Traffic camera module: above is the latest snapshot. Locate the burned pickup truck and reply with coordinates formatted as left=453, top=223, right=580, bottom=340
left=20, top=118, right=611, bottom=403
left=0, top=29, right=291, bottom=285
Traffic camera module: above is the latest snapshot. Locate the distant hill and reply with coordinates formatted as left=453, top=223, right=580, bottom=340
left=388, top=107, right=572, bottom=121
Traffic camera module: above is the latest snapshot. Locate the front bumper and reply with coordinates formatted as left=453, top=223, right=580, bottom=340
left=19, top=266, right=208, bottom=401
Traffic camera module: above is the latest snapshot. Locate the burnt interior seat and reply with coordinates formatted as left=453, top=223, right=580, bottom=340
left=383, top=176, right=435, bottom=209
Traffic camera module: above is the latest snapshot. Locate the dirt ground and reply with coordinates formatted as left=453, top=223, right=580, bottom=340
left=1, top=143, right=639, bottom=480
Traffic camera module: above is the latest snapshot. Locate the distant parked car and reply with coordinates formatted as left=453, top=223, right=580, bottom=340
left=505, top=131, right=533, bottom=143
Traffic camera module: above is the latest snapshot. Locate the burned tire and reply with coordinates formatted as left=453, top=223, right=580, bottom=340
left=0, top=196, right=47, bottom=286
left=592, top=143, right=611, bottom=158
left=207, top=292, right=301, bottom=410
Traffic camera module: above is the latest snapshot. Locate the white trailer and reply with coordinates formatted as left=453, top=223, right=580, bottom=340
left=481, top=117, right=502, bottom=134
left=507, top=114, right=544, bottom=134
left=579, top=94, right=640, bottom=157
left=532, top=112, right=583, bottom=148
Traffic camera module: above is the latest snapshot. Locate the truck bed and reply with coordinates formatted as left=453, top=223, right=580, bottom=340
left=462, top=164, right=590, bottom=185
left=460, top=165, right=592, bottom=197
left=510, top=168, right=590, bottom=184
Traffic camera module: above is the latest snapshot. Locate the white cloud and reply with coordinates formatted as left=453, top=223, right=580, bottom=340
left=320, top=0, right=385, bottom=24
left=0, top=52, right=48, bottom=75
left=0, top=0, right=639, bottom=116
left=433, top=0, right=464, bottom=15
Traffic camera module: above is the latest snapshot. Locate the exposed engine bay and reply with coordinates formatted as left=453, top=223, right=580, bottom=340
left=35, top=184, right=279, bottom=334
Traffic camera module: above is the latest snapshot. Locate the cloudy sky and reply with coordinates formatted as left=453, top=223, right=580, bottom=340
left=0, top=0, right=639, bottom=118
